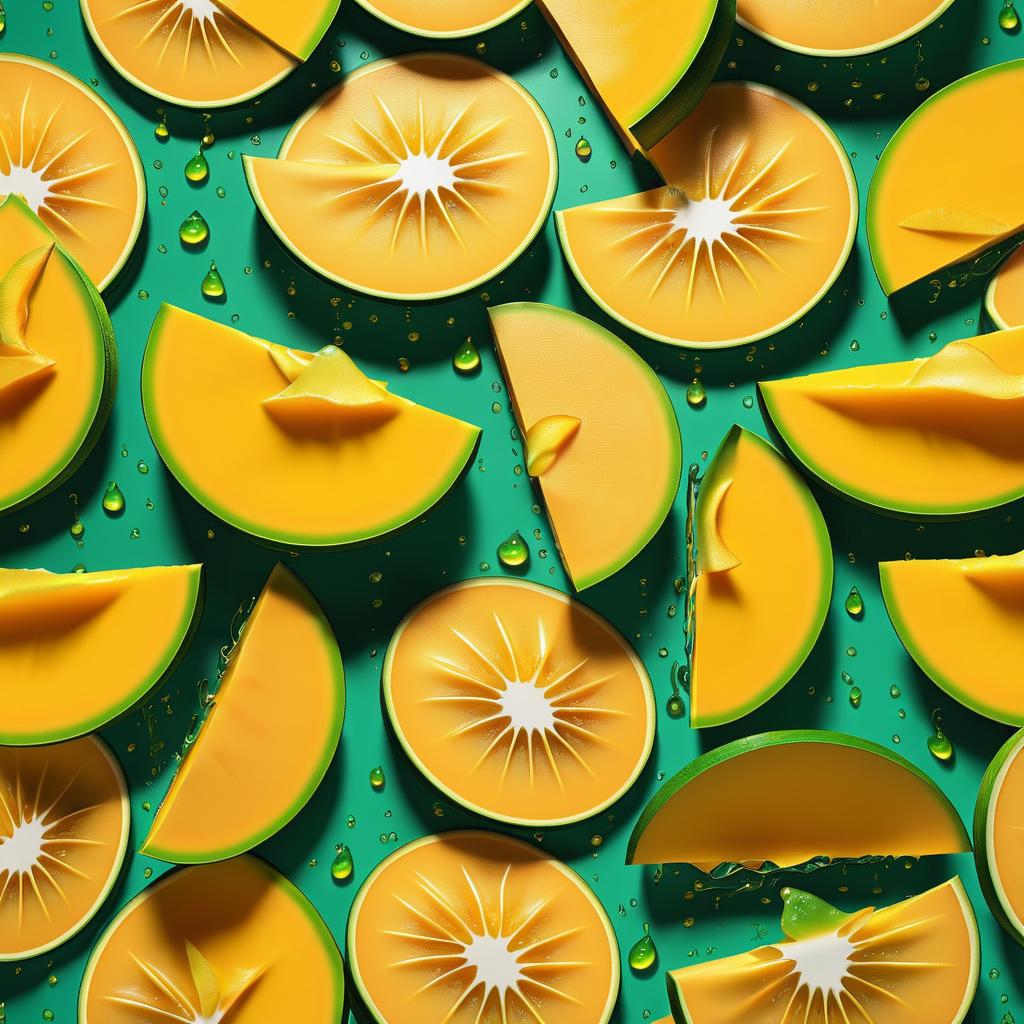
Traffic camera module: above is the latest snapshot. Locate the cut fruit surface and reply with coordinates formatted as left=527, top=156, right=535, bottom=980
left=986, top=243, right=1024, bottom=330
left=557, top=82, right=857, bottom=348
left=80, top=855, right=345, bottom=1024
left=142, top=563, right=344, bottom=863
left=868, top=59, right=1024, bottom=295
left=0, top=736, right=129, bottom=960
left=667, top=879, right=979, bottom=1024
left=348, top=830, right=618, bottom=1024
left=383, top=578, right=655, bottom=827
left=488, top=303, right=681, bottom=589
left=0, top=564, right=202, bottom=745
left=627, top=731, right=970, bottom=867
left=352, top=0, right=529, bottom=37
left=691, top=427, right=832, bottom=727
left=0, top=54, right=144, bottom=291
left=245, top=54, right=557, bottom=300
left=760, top=327, right=1024, bottom=516
left=143, top=305, right=480, bottom=546
left=215, top=0, right=339, bottom=59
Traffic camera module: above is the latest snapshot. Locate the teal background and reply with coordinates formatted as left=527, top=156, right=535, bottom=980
left=2, top=1, right=1024, bottom=1021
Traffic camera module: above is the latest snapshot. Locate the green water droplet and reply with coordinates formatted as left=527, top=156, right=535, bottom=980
left=628, top=923, right=656, bottom=971
left=848, top=685, right=862, bottom=709
left=179, top=210, right=209, bottom=246
left=497, top=530, right=529, bottom=568
left=685, top=378, right=706, bottom=408
left=453, top=336, right=481, bottom=374
left=201, top=261, right=225, bottom=299
left=0, top=1, right=8, bottom=33
left=136, top=459, right=149, bottom=475
left=154, top=120, right=169, bottom=141
left=889, top=684, right=901, bottom=699
left=42, top=1012, right=54, bottom=1022
left=202, top=131, right=215, bottom=148
left=102, top=481, right=125, bottom=515
left=574, top=137, right=592, bottom=162
left=1000, top=0, right=1019, bottom=31
left=184, top=150, right=209, bottom=183
left=927, top=730, right=954, bottom=762
left=844, top=586, right=864, bottom=618
left=331, top=845, right=354, bottom=881
left=369, top=765, right=385, bottom=790
left=666, top=694, right=685, bottom=718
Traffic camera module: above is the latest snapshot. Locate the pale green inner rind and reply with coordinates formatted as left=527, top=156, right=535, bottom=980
left=351, top=0, right=531, bottom=39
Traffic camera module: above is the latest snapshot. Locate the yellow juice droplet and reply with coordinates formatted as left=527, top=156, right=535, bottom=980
left=201, top=262, right=225, bottom=299
left=628, top=923, right=657, bottom=971
left=1000, top=0, right=1020, bottom=31
left=179, top=211, right=210, bottom=246
left=0, top=2, right=7, bottom=33
left=497, top=531, right=529, bottom=568
left=154, top=121, right=169, bottom=141
left=574, top=137, right=592, bottom=163
left=184, top=150, right=209, bottom=184
left=453, top=337, right=481, bottom=374
left=844, top=586, right=864, bottom=618
left=102, top=481, right=125, bottom=515
left=331, top=845, right=354, bottom=881
left=369, top=765, right=385, bottom=790
left=686, top=378, right=706, bottom=408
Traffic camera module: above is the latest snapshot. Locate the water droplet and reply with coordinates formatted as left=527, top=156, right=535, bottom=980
left=154, top=120, right=169, bottom=141
left=184, top=150, right=209, bottom=183
left=42, top=1012, right=54, bottom=1022
left=497, top=531, right=529, bottom=568
left=848, top=686, right=862, bottom=709
left=331, top=845, right=354, bottom=881
left=574, top=137, right=592, bottom=162
left=70, top=521, right=84, bottom=540
left=1000, top=0, right=1020, bottom=31
left=453, top=337, right=481, bottom=374
left=201, top=261, right=225, bottom=299
left=844, top=586, right=864, bottom=618
left=889, top=684, right=901, bottom=699
left=927, top=730, right=954, bottom=762
left=136, top=459, right=149, bottom=475
left=369, top=765, right=385, bottom=790
left=686, top=378, right=706, bottom=408
left=991, top=968, right=1001, bottom=980
left=179, top=210, right=209, bottom=246
left=201, top=131, right=215, bottom=148
left=628, top=924, right=657, bottom=971
left=102, top=482, right=125, bottom=515
left=666, top=694, right=685, bottom=718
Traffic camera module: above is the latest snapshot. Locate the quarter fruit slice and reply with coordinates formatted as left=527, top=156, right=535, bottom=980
left=142, top=563, right=344, bottom=863
left=986, top=243, right=1024, bottom=329
left=627, top=731, right=970, bottom=867
left=0, top=737, right=129, bottom=960
left=348, top=830, right=619, bottom=1024
left=488, top=303, right=681, bottom=589
left=383, top=578, right=655, bottom=826
left=352, top=0, right=529, bottom=37
left=245, top=54, right=557, bottom=300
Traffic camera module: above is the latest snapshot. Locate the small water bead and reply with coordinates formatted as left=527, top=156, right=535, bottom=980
left=43, top=1011, right=54, bottom=1021
left=453, top=337, right=481, bottom=374
left=154, top=121, right=169, bottom=141
left=202, top=132, right=215, bottom=148
left=889, top=684, right=901, bottom=699
left=666, top=694, right=685, bottom=718
left=1000, top=0, right=1020, bottom=31
left=628, top=923, right=657, bottom=972
left=102, top=481, right=125, bottom=515
left=927, top=730, right=954, bottom=762
left=685, top=378, right=706, bottom=408
left=331, top=845, right=354, bottom=881
left=742, top=395, right=753, bottom=409
left=497, top=530, right=529, bottom=568
left=179, top=210, right=209, bottom=245
left=369, top=765, right=385, bottom=790
left=184, top=150, right=209, bottom=183
left=849, top=686, right=862, bottom=709
left=574, top=137, right=592, bottom=162
left=844, top=587, right=864, bottom=618
left=201, top=262, right=226, bottom=299
left=137, top=459, right=149, bottom=475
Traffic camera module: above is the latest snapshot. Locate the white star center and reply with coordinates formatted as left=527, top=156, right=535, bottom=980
left=0, top=164, right=52, bottom=213
left=671, top=193, right=740, bottom=248
left=392, top=150, right=458, bottom=202
left=462, top=932, right=526, bottom=995
left=778, top=929, right=856, bottom=998
left=0, top=813, right=47, bottom=876
left=497, top=678, right=556, bottom=735
left=179, top=0, right=220, bottom=22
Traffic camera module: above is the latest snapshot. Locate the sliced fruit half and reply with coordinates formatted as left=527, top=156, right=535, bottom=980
left=868, top=59, right=1024, bottom=295
left=667, top=879, right=979, bottom=1024
left=348, top=830, right=619, bottom=1024
left=986, top=243, right=1024, bottom=329
left=557, top=82, right=857, bottom=348
left=760, top=327, right=1024, bottom=516
left=245, top=54, right=557, bottom=300
left=488, top=303, right=681, bottom=589
left=214, top=0, right=339, bottom=58
left=143, top=304, right=480, bottom=547
left=142, top=563, right=344, bottom=863
left=0, top=736, right=129, bottom=960
left=0, top=54, right=144, bottom=290
left=352, top=0, right=529, bottom=37
left=80, top=855, right=345, bottom=1023
left=627, top=730, right=970, bottom=867
left=691, top=427, right=832, bottom=727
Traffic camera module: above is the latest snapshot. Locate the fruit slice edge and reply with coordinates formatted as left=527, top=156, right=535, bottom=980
left=351, top=0, right=530, bottom=37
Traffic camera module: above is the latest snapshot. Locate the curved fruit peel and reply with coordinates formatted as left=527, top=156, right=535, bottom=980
left=353, top=0, right=529, bottom=37
left=215, top=0, right=340, bottom=60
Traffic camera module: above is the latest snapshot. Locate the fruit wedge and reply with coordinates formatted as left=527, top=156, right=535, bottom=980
left=975, top=728, right=1024, bottom=945
left=0, top=564, right=203, bottom=745
left=142, top=563, right=344, bottom=863
left=986, top=243, right=1024, bottom=330
left=353, top=0, right=529, bottom=36
left=488, top=303, right=681, bottom=589
left=760, top=328, right=1024, bottom=516
left=626, top=731, right=970, bottom=867
left=691, top=427, right=832, bottom=727
left=0, top=737, right=129, bottom=960
left=214, top=0, right=339, bottom=58
left=868, top=60, right=1024, bottom=295
left=143, top=305, right=480, bottom=547
left=348, top=830, right=619, bottom=1024
left=557, top=82, right=857, bottom=348
left=80, top=855, right=345, bottom=1023
left=0, top=197, right=117, bottom=515
left=246, top=54, right=557, bottom=300
left=0, top=54, right=144, bottom=290
left=666, top=879, right=979, bottom=1024
left=383, top=578, right=655, bottom=826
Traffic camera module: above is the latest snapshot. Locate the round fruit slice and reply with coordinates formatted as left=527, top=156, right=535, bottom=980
left=245, top=54, right=557, bottom=300
left=626, top=731, right=970, bottom=867
left=143, top=304, right=480, bottom=547
left=0, top=564, right=202, bottom=745
left=80, top=855, right=345, bottom=1023
left=557, top=82, right=857, bottom=348
left=142, top=563, right=344, bottom=863
left=0, top=736, right=129, bottom=960
left=348, top=830, right=619, bottom=1024
left=667, top=879, right=979, bottom=1024
left=760, top=328, right=1024, bottom=516
left=691, top=427, right=832, bottom=727
left=0, top=54, right=144, bottom=291
left=353, top=0, right=529, bottom=37
left=488, top=303, right=681, bottom=589
left=986, top=243, right=1024, bottom=329
left=383, top=578, right=655, bottom=827
left=868, top=60, right=1024, bottom=296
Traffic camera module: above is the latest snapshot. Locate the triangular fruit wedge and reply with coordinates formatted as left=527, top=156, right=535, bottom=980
left=626, top=730, right=970, bottom=867
left=690, top=427, right=832, bottom=727
left=214, top=0, right=339, bottom=60
left=143, top=304, right=480, bottom=547
left=488, top=302, right=681, bottom=590
left=0, top=565, right=202, bottom=745
left=986, top=242, right=1024, bottom=330
left=142, top=564, right=344, bottom=863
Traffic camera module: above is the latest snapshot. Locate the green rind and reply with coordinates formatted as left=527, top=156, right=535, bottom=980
left=351, top=0, right=530, bottom=39
left=625, top=728, right=971, bottom=865
left=215, top=0, right=340, bottom=59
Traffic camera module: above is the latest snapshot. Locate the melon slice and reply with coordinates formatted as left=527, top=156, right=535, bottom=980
left=347, top=830, right=619, bottom=1024
left=142, top=563, right=344, bottom=863
left=0, top=54, right=144, bottom=291
left=80, top=855, right=345, bottom=1024
left=245, top=54, right=557, bottom=301
left=383, top=578, right=655, bottom=827
left=0, top=737, right=129, bottom=960
left=691, top=427, right=832, bottom=727
left=868, top=60, right=1024, bottom=295
left=986, top=243, right=1024, bottom=330
left=214, top=0, right=339, bottom=59
left=488, top=303, right=681, bottom=589
left=352, top=0, right=529, bottom=37
left=557, top=82, right=857, bottom=348
left=0, top=564, right=202, bottom=745
left=626, top=731, right=970, bottom=867
left=143, top=304, right=480, bottom=547
left=759, top=328, right=1024, bottom=516
left=666, top=879, right=979, bottom=1024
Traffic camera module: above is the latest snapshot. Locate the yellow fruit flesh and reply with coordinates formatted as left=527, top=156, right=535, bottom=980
left=986, top=737, right=1024, bottom=936
left=354, top=0, right=528, bottom=36
left=215, top=0, right=337, bottom=59
left=987, top=244, right=1024, bottom=329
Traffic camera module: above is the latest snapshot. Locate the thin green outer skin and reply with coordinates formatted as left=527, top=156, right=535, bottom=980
left=489, top=302, right=682, bottom=591
left=984, top=242, right=1024, bottom=331
left=381, top=577, right=657, bottom=827
left=215, top=0, right=340, bottom=59
left=351, top=0, right=530, bottom=39
left=691, top=427, right=833, bottom=728
left=77, top=854, right=346, bottom=1022
left=625, top=729, right=971, bottom=865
